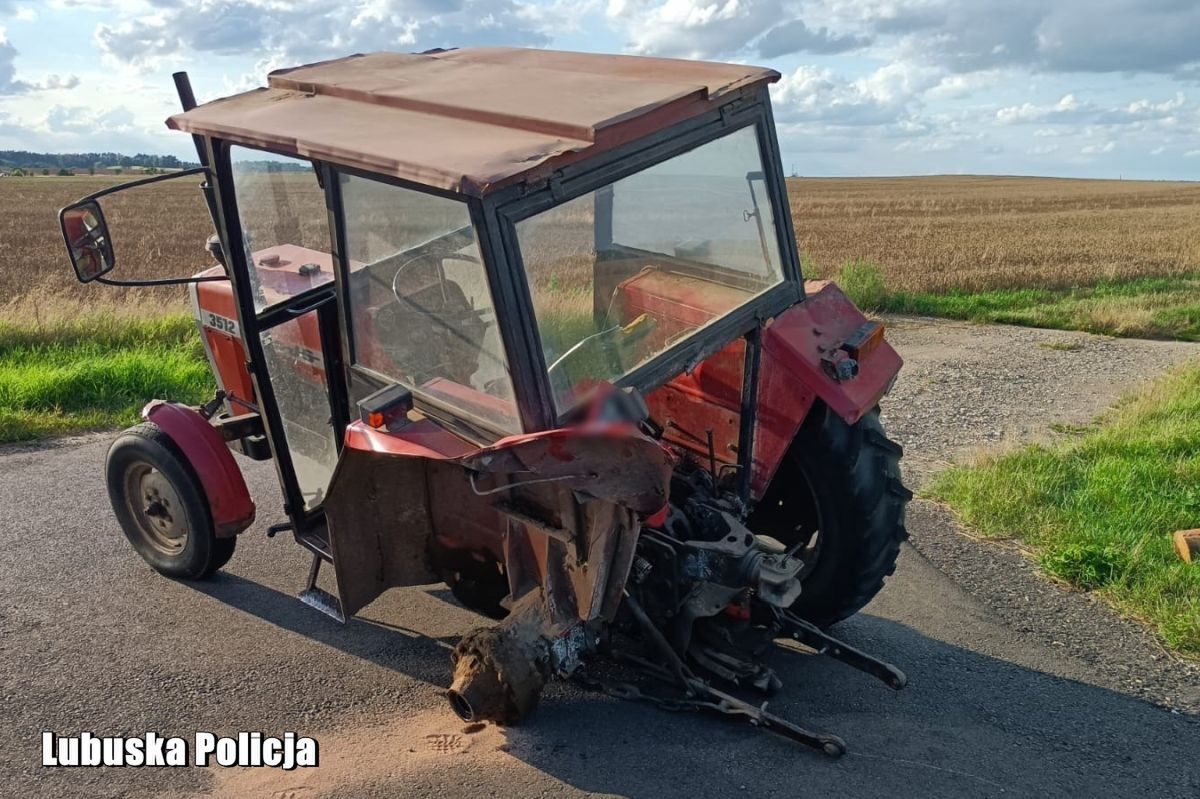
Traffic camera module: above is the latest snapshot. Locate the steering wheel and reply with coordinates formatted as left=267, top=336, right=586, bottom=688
left=389, top=250, right=479, bottom=306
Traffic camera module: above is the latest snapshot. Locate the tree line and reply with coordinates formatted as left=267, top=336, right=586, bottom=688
left=0, top=151, right=198, bottom=170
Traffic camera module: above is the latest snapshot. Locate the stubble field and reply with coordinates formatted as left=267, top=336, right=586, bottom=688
left=792, top=174, right=1200, bottom=293
left=4, top=173, right=1200, bottom=302
left=5, top=173, right=1200, bottom=331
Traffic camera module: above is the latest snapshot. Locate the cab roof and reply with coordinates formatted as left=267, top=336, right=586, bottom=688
left=167, top=47, right=778, bottom=197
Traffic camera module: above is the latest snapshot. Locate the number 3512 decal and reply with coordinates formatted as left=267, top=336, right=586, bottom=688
left=203, top=312, right=239, bottom=338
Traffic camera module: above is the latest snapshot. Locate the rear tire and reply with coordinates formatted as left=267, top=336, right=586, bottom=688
left=106, top=422, right=236, bottom=580
left=749, top=403, right=910, bottom=627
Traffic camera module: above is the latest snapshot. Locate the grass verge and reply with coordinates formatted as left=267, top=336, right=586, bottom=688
left=0, top=309, right=212, bottom=442
left=832, top=260, right=1200, bottom=341
left=926, top=363, right=1200, bottom=656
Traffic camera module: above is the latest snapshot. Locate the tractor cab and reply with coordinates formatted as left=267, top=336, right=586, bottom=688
left=60, top=48, right=909, bottom=754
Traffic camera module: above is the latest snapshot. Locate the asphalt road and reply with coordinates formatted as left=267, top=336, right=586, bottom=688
left=3, top=318, right=1199, bottom=798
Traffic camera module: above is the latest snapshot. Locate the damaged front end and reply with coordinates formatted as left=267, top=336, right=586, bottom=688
left=317, top=390, right=903, bottom=758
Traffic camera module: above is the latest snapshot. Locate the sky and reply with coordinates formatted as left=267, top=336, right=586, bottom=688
left=0, top=0, right=1198, bottom=179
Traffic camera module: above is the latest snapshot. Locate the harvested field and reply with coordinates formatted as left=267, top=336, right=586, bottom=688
left=0, top=174, right=210, bottom=311
left=788, top=175, right=1200, bottom=294
left=4, top=173, right=1200, bottom=309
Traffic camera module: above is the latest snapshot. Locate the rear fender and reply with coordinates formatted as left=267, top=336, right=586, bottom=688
left=141, top=400, right=256, bottom=537
left=751, top=280, right=903, bottom=493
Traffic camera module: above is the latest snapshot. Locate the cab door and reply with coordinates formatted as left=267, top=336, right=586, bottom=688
left=219, top=145, right=350, bottom=550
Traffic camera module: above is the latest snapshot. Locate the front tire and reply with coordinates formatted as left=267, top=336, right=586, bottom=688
left=749, top=403, right=910, bottom=627
left=106, top=422, right=235, bottom=580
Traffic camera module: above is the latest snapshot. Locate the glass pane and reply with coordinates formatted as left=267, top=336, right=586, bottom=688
left=230, top=148, right=333, bottom=312
left=340, top=174, right=519, bottom=433
left=260, top=315, right=338, bottom=510
left=516, top=125, right=785, bottom=413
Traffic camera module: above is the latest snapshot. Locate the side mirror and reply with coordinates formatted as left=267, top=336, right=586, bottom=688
left=56, top=166, right=224, bottom=288
left=60, top=200, right=116, bottom=283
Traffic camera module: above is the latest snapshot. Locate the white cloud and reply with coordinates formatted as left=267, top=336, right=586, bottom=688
left=997, top=92, right=1188, bottom=126
left=604, top=1, right=870, bottom=60
left=0, top=27, right=80, bottom=94
left=43, top=104, right=137, bottom=134
left=996, top=93, right=1084, bottom=125
left=0, top=25, right=26, bottom=94
left=926, top=70, right=1003, bottom=101
left=856, top=0, right=1200, bottom=77
left=607, top=0, right=784, bottom=59
left=756, top=17, right=869, bottom=58
left=96, top=0, right=554, bottom=71
left=1080, top=140, right=1114, bottom=155
left=772, top=60, right=939, bottom=127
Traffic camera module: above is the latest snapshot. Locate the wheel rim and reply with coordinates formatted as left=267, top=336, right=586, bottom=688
left=122, top=462, right=189, bottom=555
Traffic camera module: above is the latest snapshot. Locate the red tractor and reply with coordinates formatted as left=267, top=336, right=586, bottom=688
left=60, top=48, right=909, bottom=755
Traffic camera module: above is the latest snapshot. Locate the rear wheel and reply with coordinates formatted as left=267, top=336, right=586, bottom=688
left=106, top=422, right=236, bottom=580
left=749, top=403, right=910, bottom=627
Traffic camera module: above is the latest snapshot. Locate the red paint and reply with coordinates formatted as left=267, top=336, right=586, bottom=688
left=644, top=280, right=902, bottom=499
left=141, top=401, right=256, bottom=538
left=194, top=250, right=333, bottom=412
left=344, top=418, right=478, bottom=460
left=763, top=281, right=903, bottom=426
left=194, top=268, right=256, bottom=411
left=344, top=412, right=674, bottom=568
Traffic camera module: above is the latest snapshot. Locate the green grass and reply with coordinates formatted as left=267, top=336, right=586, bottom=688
left=834, top=258, right=888, bottom=312
left=927, top=364, right=1200, bottom=655
left=830, top=260, right=1200, bottom=341
left=0, top=314, right=212, bottom=442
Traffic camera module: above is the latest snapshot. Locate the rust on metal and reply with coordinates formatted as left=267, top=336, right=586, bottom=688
left=167, top=48, right=779, bottom=196
left=321, top=446, right=442, bottom=618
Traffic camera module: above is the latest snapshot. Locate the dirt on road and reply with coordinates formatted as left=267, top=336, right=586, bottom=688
left=2, top=316, right=1199, bottom=799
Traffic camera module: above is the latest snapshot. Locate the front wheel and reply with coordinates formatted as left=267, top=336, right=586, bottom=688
left=105, top=422, right=235, bottom=580
left=749, top=403, right=911, bottom=627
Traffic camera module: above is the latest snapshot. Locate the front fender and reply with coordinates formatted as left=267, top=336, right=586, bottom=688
left=141, top=400, right=256, bottom=537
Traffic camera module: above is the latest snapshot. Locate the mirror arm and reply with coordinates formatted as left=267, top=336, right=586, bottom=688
left=72, top=166, right=209, bottom=205
left=95, top=274, right=229, bottom=287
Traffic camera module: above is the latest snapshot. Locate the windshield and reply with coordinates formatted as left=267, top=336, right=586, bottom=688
left=340, top=174, right=519, bottom=433
left=515, top=125, right=786, bottom=413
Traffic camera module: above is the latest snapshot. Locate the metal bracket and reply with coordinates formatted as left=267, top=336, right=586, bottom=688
left=548, top=172, right=566, bottom=202
left=719, top=100, right=747, bottom=127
